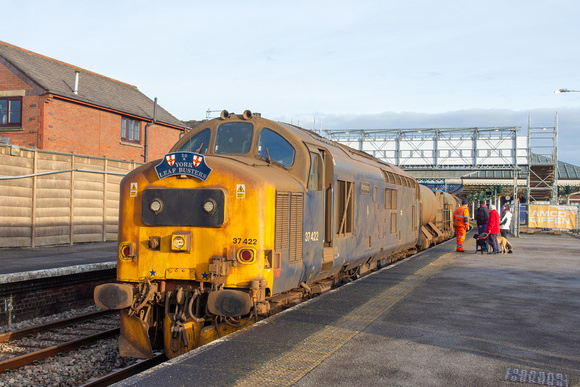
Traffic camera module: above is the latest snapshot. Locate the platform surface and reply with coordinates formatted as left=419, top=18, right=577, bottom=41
left=114, top=232, right=580, bottom=387
left=0, top=242, right=117, bottom=283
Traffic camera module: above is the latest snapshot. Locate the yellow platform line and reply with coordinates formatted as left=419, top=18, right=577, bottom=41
left=235, top=246, right=464, bottom=387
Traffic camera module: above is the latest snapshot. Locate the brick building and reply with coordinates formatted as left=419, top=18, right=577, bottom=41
left=0, top=41, right=188, bottom=162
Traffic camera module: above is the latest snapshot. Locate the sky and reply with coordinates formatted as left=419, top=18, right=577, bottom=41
left=3, top=0, right=580, bottom=165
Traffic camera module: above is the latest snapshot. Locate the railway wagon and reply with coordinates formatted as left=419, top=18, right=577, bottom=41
left=94, top=110, right=451, bottom=359
left=417, top=185, right=458, bottom=249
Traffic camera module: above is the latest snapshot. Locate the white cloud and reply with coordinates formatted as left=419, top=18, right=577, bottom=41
left=2, top=0, right=579, bottom=165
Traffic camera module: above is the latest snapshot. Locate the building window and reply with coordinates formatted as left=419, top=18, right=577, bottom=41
left=0, top=97, right=22, bottom=127
left=121, top=117, right=141, bottom=143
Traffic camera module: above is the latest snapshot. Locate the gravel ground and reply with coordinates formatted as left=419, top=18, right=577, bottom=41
left=0, top=306, right=137, bottom=387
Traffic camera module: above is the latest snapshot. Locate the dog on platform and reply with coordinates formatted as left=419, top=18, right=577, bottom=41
left=473, top=233, right=489, bottom=254
left=497, top=236, right=513, bottom=254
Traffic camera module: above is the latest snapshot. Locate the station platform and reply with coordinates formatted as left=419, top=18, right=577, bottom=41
left=117, top=232, right=580, bottom=387
left=0, top=241, right=117, bottom=283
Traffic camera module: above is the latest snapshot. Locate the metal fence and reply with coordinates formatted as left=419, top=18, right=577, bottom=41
left=0, top=144, right=139, bottom=248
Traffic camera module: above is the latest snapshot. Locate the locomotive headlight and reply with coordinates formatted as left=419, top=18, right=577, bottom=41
left=171, top=231, right=191, bottom=252
left=203, top=199, right=216, bottom=214
left=150, top=199, right=163, bottom=213
left=173, top=236, right=185, bottom=249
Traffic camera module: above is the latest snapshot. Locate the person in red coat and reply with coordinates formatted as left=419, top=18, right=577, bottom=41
left=485, top=204, right=501, bottom=254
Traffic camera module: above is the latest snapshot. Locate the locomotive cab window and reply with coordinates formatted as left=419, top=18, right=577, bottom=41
left=258, top=128, right=295, bottom=167
left=178, top=128, right=210, bottom=154
left=215, top=122, right=253, bottom=154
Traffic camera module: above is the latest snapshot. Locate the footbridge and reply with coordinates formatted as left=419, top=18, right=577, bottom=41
left=321, top=116, right=580, bottom=206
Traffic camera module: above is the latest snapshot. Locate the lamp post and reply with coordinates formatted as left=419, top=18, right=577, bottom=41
left=554, top=88, right=580, bottom=93
left=554, top=88, right=577, bottom=205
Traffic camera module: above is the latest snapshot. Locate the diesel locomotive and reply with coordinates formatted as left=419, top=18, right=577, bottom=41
left=94, top=110, right=457, bottom=359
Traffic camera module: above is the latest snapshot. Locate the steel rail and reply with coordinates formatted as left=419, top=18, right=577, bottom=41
left=81, top=353, right=168, bottom=387
left=0, top=328, right=120, bottom=372
left=0, top=309, right=117, bottom=343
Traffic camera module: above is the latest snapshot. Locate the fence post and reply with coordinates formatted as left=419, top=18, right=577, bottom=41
left=31, top=150, right=38, bottom=248
left=103, top=159, right=108, bottom=242
left=70, top=154, right=75, bottom=245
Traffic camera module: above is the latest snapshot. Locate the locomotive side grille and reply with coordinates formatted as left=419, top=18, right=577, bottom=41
left=275, top=192, right=290, bottom=250
left=289, top=193, right=303, bottom=262
left=275, top=192, right=303, bottom=262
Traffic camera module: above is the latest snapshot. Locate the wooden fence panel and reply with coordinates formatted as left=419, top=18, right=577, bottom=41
left=0, top=146, right=34, bottom=246
left=0, top=144, right=139, bottom=247
left=34, top=153, right=72, bottom=246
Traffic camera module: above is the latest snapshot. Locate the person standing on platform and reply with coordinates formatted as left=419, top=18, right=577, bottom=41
left=500, top=204, right=512, bottom=238
left=499, top=204, right=513, bottom=253
left=453, top=199, right=471, bottom=252
left=476, top=200, right=489, bottom=234
left=486, top=204, right=501, bottom=254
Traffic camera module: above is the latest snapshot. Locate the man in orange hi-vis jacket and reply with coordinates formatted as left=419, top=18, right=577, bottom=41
left=453, top=199, right=471, bottom=252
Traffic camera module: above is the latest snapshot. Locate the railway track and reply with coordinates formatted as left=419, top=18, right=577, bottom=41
left=0, top=249, right=421, bottom=386
left=0, top=310, right=119, bottom=373
left=0, top=309, right=171, bottom=386
left=81, top=352, right=167, bottom=387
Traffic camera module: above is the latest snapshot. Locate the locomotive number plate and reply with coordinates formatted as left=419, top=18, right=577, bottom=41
left=232, top=238, right=257, bottom=245
left=304, top=231, right=319, bottom=242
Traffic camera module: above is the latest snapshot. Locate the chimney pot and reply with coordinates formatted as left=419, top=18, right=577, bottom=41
left=74, top=71, right=80, bottom=95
